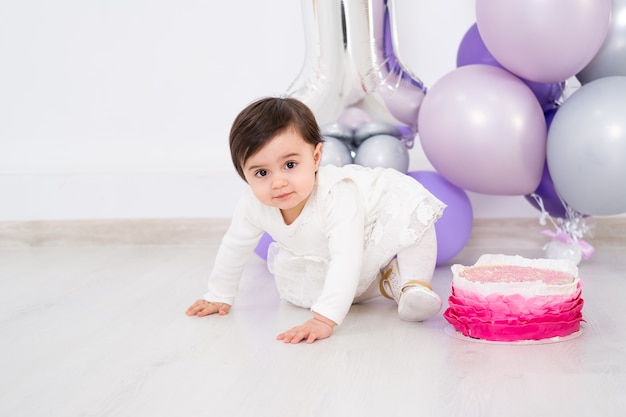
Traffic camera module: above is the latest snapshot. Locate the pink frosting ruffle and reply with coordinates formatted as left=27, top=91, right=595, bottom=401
left=443, top=283, right=584, bottom=342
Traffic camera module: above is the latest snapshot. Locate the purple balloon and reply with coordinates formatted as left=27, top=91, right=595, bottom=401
left=457, top=23, right=501, bottom=68
left=524, top=109, right=568, bottom=218
left=457, top=23, right=563, bottom=111
left=254, top=232, right=274, bottom=260
left=407, top=171, right=474, bottom=266
left=525, top=163, right=568, bottom=219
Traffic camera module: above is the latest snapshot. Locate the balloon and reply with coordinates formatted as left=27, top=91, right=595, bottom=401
left=284, top=0, right=345, bottom=123
left=320, top=136, right=353, bottom=167
left=524, top=109, right=570, bottom=218
left=320, top=122, right=353, bottom=143
left=578, top=0, right=626, bottom=84
left=337, top=107, right=372, bottom=131
left=525, top=162, right=569, bottom=219
left=254, top=232, right=274, bottom=260
left=417, top=65, right=546, bottom=195
left=353, top=121, right=401, bottom=146
left=287, top=0, right=426, bottom=140
left=457, top=23, right=563, bottom=111
left=407, top=171, right=473, bottom=266
left=353, top=134, right=409, bottom=173
left=377, top=0, right=427, bottom=131
left=475, top=0, right=612, bottom=83
left=456, top=23, right=500, bottom=68
left=547, top=76, right=626, bottom=216
left=544, top=239, right=583, bottom=266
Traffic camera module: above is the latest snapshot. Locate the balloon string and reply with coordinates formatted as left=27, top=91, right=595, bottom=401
left=531, top=193, right=595, bottom=260
left=529, top=193, right=558, bottom=229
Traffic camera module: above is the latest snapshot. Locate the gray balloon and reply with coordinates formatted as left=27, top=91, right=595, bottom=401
left=353, top=134, right=409, bottom=173
left=320, top=122, right=354, bottom=142
left=577, top=0, right=626, bottom=84
left=547, top=76, right=626, bottom=215
left=320, top=136, right=353, bottom=167
left=353, top=121, right=402, bottom=146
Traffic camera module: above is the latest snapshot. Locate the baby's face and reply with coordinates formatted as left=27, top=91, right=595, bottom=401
left=243, top=128, right=322, bottom=223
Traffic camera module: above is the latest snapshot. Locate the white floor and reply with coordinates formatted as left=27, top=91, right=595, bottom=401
left=1, top=218, right=625, bottom=417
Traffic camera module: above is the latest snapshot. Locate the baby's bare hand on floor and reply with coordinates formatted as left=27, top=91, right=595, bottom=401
left=185, top=300, right=231, bottom=317
left=277, top=316, right=335, bottom=344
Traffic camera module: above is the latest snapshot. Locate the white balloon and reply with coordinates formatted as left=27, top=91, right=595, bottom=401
left=544, top=239, right=582, bottom=266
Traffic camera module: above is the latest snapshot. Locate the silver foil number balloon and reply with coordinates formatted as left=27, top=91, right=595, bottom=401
left=287, top=0, right=426, bottom=146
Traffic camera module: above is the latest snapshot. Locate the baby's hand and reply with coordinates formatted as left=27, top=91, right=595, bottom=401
left=277, top=313, right=336, bottom=344
left=185, top=299, right=231, bottom=317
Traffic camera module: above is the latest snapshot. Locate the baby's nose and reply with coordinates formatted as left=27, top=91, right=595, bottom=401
left=271, top=175, right=288, bottom=189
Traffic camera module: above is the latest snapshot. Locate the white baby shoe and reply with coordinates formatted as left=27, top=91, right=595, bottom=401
left=379, top=259, right=442, bottom=322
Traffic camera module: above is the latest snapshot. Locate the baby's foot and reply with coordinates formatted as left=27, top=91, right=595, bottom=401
left=397, top=283, right=442, bottom=322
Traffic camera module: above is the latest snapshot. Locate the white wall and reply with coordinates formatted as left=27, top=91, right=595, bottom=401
left=0, top=0, right=542, bottom=220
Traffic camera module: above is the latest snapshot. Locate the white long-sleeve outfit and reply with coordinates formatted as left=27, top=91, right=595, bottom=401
left=204, top=164, right=445, bottom=325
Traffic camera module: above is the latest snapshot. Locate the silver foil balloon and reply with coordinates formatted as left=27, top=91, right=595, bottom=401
left=287, top=0, right=426, bottom=146
left=286, top=0, right=347, bottom=124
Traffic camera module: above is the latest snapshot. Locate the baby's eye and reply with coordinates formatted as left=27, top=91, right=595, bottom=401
left=285, top=161, right=297, bottom=170
left=255, top=169, right=268, bottom=177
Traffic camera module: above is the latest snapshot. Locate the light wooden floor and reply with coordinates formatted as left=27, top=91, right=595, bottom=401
left=1, top=218, right=625, bottom=417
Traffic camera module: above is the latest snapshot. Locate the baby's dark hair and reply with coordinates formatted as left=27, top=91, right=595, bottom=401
left=229, top=96, right=324, bottom=181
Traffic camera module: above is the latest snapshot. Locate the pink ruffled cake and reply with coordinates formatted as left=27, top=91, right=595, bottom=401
left=444, top=254, right=583, bottom=342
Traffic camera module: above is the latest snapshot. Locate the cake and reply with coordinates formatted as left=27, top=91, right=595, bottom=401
left=443, top=254, right=584, bottom=342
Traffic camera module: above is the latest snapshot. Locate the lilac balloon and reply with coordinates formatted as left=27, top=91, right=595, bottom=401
left=476, top=0, right=611, bottom=83
left=418, top=65, right=546, bottom=195
left=337, top=107, right=372, bottom=131
left=407, top=171, right=473, bottom=266
left=457, top=23, right=563, bottom=111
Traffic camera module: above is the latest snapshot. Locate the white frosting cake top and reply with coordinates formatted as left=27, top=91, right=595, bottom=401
left=451, top=254, right=579, bottom=297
